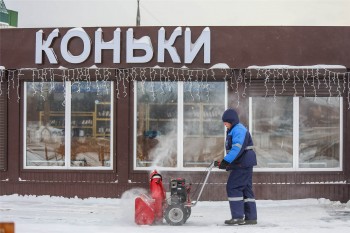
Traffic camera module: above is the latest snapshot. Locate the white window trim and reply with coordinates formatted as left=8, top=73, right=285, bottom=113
left=134, top=81, right=227, bottom=171
left=293, top=97, right=299, bottom=171
left=65, top=81, right=72, bottom=168
left=23, top=81, right=114, bottom=170
left=177, top=82, right=184, bottom=169
left=253, top=96, right=343, bottom=172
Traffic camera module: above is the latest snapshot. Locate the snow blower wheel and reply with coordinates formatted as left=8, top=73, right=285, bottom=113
left=164, top=204, right=186, bottom=226
left=184, top=206, right=191, bottom=223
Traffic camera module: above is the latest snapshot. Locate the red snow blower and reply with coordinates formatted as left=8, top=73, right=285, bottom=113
left=135, top=162, right=215, bottom=226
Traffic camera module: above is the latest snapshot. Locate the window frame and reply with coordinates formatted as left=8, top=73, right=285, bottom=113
left=134, top=80, right=344, bottom=172
left=23, top=81, right=114, bottom=170
left=251, top=96, right=343, bottom=172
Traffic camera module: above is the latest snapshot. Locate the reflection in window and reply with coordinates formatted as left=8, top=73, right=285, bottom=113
left=183, top=82, right=225, bottom=167
left=136, top=81, right=178, bottom=167
left=70, top=82, right=112, bottom=167
left=25, top=82, right=65, bottom=166
left=252, top=97, right=293, bottom=168
left=24, top=81, right=113, bottom=169
left=299, top=97, right=340, bottom=168
left=135, top=81, right=226, bottom=169
left=252, top=96, right=342, bottom=170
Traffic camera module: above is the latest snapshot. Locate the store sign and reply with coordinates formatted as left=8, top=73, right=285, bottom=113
left=35, top=27, right=211, bottom=64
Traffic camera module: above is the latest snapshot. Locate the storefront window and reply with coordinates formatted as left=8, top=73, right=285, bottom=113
left=25, top=82, right=65, bottom=167
left=24, top=81, right=113, bottom=169
left=135, top=81, right=226, bottom=169
left=299, top=97, right=341, bottom=168
left=251, top=96, right=342, bottom=170
left=183, top=82, right=225, bottom=167
left=252, top=97, right=293, bottom=168
left=136, top=81, right=178, bottom=168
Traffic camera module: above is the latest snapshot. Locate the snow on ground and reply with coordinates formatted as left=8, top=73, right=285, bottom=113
left=0, top=192, right=350, bottom=233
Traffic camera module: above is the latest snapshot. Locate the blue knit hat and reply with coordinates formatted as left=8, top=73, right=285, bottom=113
left=222, top=108, right=239, bottom=126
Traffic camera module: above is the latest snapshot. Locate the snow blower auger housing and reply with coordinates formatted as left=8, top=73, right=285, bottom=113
left=135, top=170, right=166, bottom=225
left=134, top=162, right=215, bottom=226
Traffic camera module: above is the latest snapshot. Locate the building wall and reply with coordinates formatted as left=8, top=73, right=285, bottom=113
left=2, top=27, right=350, bottom=69
left=0, top=26, right=350, bottom=202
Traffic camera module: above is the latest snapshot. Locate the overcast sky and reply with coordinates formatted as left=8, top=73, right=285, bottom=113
left=5, top=0, right=350, bottom=28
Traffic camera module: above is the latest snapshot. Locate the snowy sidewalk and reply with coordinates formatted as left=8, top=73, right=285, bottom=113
left=1, top=194, right=350, bottom=233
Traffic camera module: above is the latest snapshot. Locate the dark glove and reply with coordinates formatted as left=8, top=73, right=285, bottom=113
left=218, top=160, right=230, bottom=170
left=214, top=160, right=220, bottom=167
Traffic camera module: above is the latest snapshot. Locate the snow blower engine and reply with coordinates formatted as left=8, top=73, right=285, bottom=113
left=134, top=170, right=192, bottom=225
left=134, top=162, right=215, bottom=226
left=164, top=177, right=192, bottom=225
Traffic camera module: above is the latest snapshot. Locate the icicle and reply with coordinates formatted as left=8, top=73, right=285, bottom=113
left=336, top=72, right=341, bottom=97
left=115, top=69, right=120, bottom=99
left=272, top=69, right=277, bottom=102
left=328, top=70, right=332, bottom=97
left=311, top=69, right=317, bottom=102
left=62, top=69, right=67, bottom=107
left=347, top=73, right=350, bottom=109
left=0, top=69, right=3, bottom=96
left=49, top=68, right=55, bottom=94
left=263, top=69, right=270, bottom=99
left=302, top=69, right=306, bottom=97
left=292, top=69, right=298, bottom=97
left=278, top=69, right=286, bottom=95
left=16, top=70, right=23, bottom=102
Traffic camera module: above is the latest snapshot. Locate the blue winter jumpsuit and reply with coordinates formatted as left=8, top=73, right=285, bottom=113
left=221, top=110, right=257, bottom=221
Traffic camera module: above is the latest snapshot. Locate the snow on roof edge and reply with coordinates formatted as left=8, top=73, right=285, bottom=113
left=209, top=63, right=230, bottom=69
left=247, top=64, right=347, bottom=69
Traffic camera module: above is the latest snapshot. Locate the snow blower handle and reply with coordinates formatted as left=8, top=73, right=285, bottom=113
left=190, top=161, right=215, bottom=207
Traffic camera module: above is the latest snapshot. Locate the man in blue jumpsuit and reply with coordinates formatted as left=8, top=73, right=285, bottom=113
left=216, top=108, right=258, bottom=225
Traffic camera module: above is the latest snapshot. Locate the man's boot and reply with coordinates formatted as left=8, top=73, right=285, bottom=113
left=243, top=219, right=257, bottom=225
left=224, top=218, right=245, bottom=225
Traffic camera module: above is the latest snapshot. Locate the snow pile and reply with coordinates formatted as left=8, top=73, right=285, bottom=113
left=0, top=194, right=350, bottom=233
